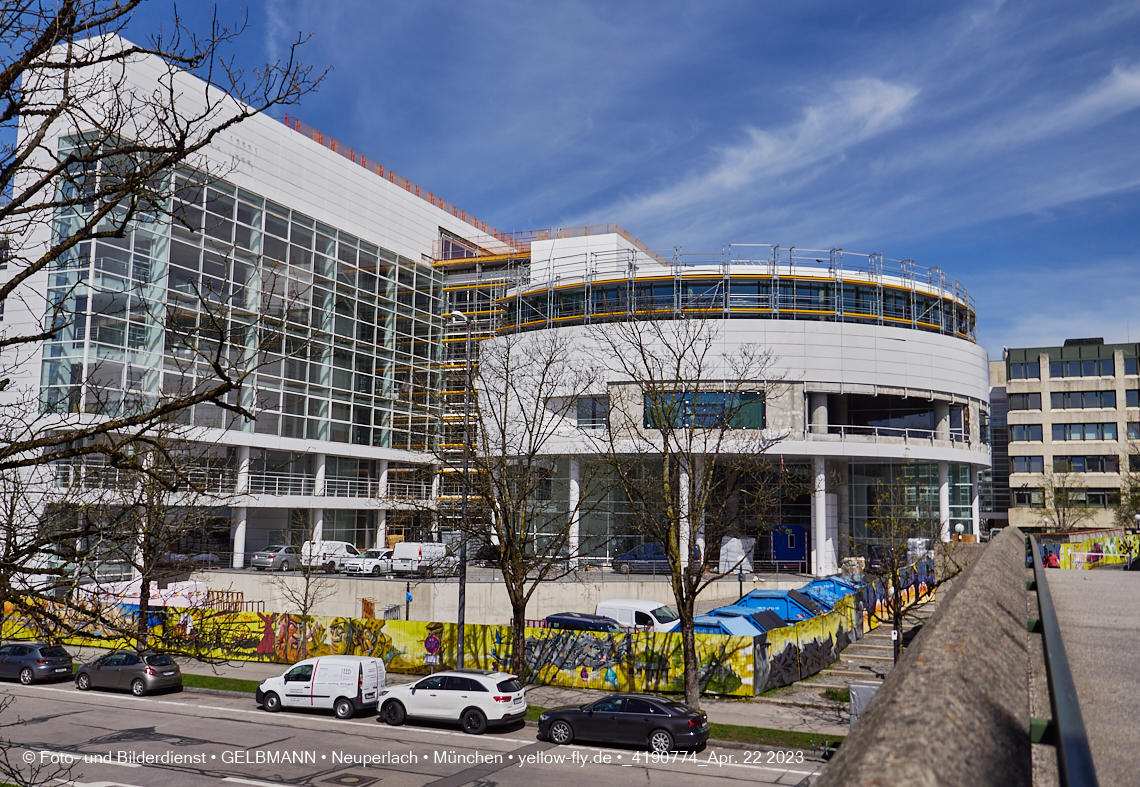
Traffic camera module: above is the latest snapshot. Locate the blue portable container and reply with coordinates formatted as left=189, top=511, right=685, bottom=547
left=799, top=576, right=858, bottom=610
left=734, top=588, right=823, bottom=622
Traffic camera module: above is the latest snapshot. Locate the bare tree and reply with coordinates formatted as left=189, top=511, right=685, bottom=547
left=588, top=317, right=789, bottom=706
left=266, top=511, right=336, bottom=661
left=1039, top=467, right=1097, bottom=532
left=0, top=2, right=322, bottom=475
left=436, top=327, right=603, bottom=676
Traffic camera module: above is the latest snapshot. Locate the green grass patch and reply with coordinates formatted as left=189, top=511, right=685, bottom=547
left=181, top=673, right=261, bottom=694
left=707, top=721, right=844, bottom=750
left=525, top=704, right=843, bottom=751
left=823, top=687, right=850, bottom=704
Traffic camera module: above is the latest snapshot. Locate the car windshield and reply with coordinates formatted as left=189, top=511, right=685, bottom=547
left=360, top=550, right=383, bottom=559
left=496, top=678, right=522, bottom=693
left=651, top=605, right=679, bottom=623
left=145, top=654, right=174, bottom=667
left=40, top=646, right=70, bottom=658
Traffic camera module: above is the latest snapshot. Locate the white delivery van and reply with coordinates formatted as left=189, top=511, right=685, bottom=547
left=595, top=598, right=680, bottom=633
left=390, top=542, right=458, bottom=577
left=256, top=655, right=385, bottom=719
left=301, top=540, right=361, bottom=572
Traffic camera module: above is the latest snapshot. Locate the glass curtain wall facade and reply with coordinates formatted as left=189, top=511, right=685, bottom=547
left=42, top=165, right=443, bottom=451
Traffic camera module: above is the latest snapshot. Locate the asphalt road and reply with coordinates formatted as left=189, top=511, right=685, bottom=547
left=1047, top=564, right=1140, bottom=787
left=0, top=682, right=822, bottom=787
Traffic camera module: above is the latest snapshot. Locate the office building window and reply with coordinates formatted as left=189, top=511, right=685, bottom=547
left=1013, top=489, right=1044, bottom=507
left=1053, top=455, right=1119, bottom=473
left=1009, top=393, right=1041, bottom=410
left=1011, top=424, right=1043, bottom=442
left=1049, top=359, right=1115, bottom=378
left=1128, top=390, right=1139, bottom=408
left=1129, top=422, right=1140, bottom=440
left=576, top=396, right=609, bottom=430
left=1127, top=357, right=1138, bottom=376
left=1011, top=456, right=1044, bottom=473
left=1009, top=361, right=1040, bottom=379
left=1050, top=390, right=1116, bottom=409
left=1051, top=423, right=1117, bottom=441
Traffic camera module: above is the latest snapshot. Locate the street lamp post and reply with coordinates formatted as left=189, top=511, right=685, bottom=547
left=450, top=311, right=471, bottom=670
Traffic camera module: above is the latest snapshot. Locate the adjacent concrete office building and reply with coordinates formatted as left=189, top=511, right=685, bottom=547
left=3, top=37, right=992, bottom=577
left=1004, top=338, right=1140, bottom=531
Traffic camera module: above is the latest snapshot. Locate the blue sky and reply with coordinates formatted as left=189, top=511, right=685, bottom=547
left=124, top=1, right=1140, bottom=359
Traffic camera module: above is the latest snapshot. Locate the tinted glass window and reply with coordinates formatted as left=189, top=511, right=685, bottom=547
left=104, top=654, right=126, bottom=666
left=10, top=646, right=31, bottom=656
left=635, top=612, right=654, bottom=626
left=591, top=697, right=625, bottom=713
left=0, top=646, right=12, bottom=657
left=145, top=654, right=173, bottom=667
left=416, top=676, right=445, bottom=690
left=625, top=698, right=663, bottom=714
left=496, top=679, right=522, bottom=693
left=285, top=664, right=313, bottom=682
left=651, top=606, right=679, bottom=623
left=122, top=654, right=140, bottom=666
left=40, top=646, right=69, bottom=658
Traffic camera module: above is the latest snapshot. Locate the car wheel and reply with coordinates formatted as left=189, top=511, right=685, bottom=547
left=279, top=561, right=291, bottom=572
left=131, top=678, right=147, bottom=697
left=371, top=565, right=382, bottom=576
left=262, top=691, right=281, bottom=712
left=325, top=561, right=337, bottom=573
left=549, top=720, right=574, bottom=745
left=19, top=667, right=34, bottom=686
left=694, top=741, right=707, bottom=752
left=335, top=698, right=355, bottom=719
left=255, top=566, right=264, bottom=571
left=76, top=673, right=91, bottom=691
left=462, top=708, right=487, bottom=735
left=648, top=729, right=673, bottom=753
left=616, top=562, right=631, bottom=575
left=382, top=700, right=405, bottom=726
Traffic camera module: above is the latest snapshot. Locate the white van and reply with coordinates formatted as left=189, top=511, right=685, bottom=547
left=301, top=540, right=361, bottom=572
left=595, top=598, right=680, bottom=633
left=256, top=655, right=385, bottom=719
left=391, top=542, right=458, bottom=577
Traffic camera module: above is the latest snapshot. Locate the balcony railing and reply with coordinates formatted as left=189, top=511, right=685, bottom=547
left=247, top=472, right=315, bottom=496
left=811, top=425, right=971, bottom=445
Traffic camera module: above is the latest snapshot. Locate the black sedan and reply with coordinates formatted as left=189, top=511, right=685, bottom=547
left=538, top=694, right=709, bottom=753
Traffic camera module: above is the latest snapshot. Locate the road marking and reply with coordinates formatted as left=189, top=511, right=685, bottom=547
left=223, top=779, right=298, bottom=787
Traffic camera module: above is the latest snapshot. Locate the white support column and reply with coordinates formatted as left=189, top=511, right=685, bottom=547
left=812, top=456, right=834, bottom=575
left=935, top=401, right=951, bottom=441
left=971, top=465, right=981, bottom=536
left=232, top=507, right=248, bottom=569
left=693, top=455, right=707, bottom=559
left=678, top=458, right=691, bottom=569
left=377, top=459, right=389, bottom=499
left=809, top=392, right=828, bottom=435
left=376, top=510, right=387, bottom=549
left=312, top=508, right=324, bottom=543
left=314, top=453, right=327, bottom=497
left=568, top=458, right=581, bottom=567
left=939, top=460, right=951, bottom=542
left=233, top=446, right=251, bottom=569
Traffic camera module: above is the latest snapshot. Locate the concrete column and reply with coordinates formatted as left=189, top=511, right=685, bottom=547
left=314, top=453, right=327, bottom=497
left=693, top=455, right=707, bottom=559
left=938, top=460, right=950, bottom=542
left=232, top=507, right=248, bottom=569
left=312, top=508, right=324, bottom=543
left=835, top=461, right=850, bottom=559
left=678, top=458, right=691, bottom=569
left=376, top=510, right=387, bottom=549
left=935, top=400, right=951, bottom=441
left=377, top=458, right=389, bottom=499
left=235, top=445, right=251, bottom=496
left=812, top=456, right=835, bottom=575
left=810, top=393, right=828, bottom=435
left=971, top=465, right=981, bottom=536
left=568, top=458, right=581, bottom=567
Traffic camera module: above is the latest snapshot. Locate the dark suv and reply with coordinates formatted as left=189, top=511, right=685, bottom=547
left=0, top=643, right=73, bottom=684
left=612, top=542, right=702, bottom=574
left=543, top=612, right=621, bottom=633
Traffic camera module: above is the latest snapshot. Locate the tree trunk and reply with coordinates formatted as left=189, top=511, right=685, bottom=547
left=509, top=592, right=527, bottom=679
left=890, top=568, right=902, bottom=663
left=678, top=601, right=700, bottom=707
left=137, top=561, right=151, bottom=650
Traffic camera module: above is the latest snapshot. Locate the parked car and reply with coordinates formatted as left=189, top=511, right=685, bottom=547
left=250, top=545, right=299, bottom=571
left=611, top=542, right=701, bottom=575
left=595, top=599, right=680, bottom=633
left=543, top=612, right=621, bottom=633
left=379, top=669, right=526, bottom=734
left=343, top=548, right=394, bottom=577
left=538, top=694, right=709, bottom=753
left=390, top=542, right=458, bottom=577
left=257, top=655, right=386, bottom=719
left=75, top=650, right=182, bottom=696
left=0, top=642, right=73, bottom=684
left=301, top=540, right=361, bottom=572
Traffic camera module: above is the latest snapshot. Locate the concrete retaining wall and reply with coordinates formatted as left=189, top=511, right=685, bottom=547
left=193, top=570, right=804, bottom=624
left=816, top=527, right=1030, bottom=787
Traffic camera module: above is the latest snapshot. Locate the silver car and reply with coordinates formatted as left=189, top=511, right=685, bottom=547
left=250, top=545, right=299, bottom=571
left=0, top=642, right=73, bottom=684
left=75, top=650, right=182, bottom=696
